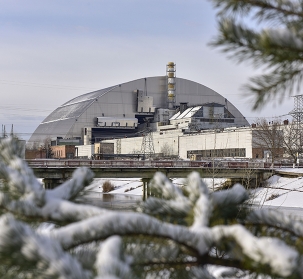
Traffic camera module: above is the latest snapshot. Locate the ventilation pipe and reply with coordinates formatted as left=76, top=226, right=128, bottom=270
left=166, top=62, right=176, bottom=109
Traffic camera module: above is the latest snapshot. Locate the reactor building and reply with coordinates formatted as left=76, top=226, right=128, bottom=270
left=28, top=62, right=249, bottom=148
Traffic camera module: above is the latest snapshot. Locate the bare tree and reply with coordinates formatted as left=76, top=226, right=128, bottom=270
left=25, top=137, right=53, bottom=159
left=283, top=120, right=303, bottom=164
left=252, top=118, right=284, bottom=164
left=160, top=142, right=174, bottom=157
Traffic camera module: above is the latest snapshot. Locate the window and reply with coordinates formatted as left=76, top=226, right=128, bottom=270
left=188, top=148, right=246, bottom=159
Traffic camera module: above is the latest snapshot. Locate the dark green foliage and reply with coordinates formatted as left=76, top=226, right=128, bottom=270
left=209, top=0, right=303, bottom=109
left=2, top=138, right=303, bottom=278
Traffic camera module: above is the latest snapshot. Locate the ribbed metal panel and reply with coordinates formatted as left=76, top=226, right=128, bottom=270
left=29, top=76, right=249, bottom=144
left=42, top=100, right=92, bottom=123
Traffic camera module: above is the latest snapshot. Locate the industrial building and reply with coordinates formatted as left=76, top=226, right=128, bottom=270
left=28, top=63, right=258, bottom=159
left=29, top=64, right=248, bottom=136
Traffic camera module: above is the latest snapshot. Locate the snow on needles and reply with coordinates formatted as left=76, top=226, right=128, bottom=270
left=212, top=225, right=299, bottom=277
left=95, top=236, right=132, bottom=279
left=2, top=138, right=303, bottom=278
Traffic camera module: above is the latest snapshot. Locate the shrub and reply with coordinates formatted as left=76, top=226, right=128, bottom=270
left=102, top=180, right=115, bottom=193
left=266, top=193, right=280, bottom=201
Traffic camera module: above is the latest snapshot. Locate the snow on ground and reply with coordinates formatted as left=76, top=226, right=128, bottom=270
left=85, top=170, right=303, bottom=216
left=252, top=175, right=303, bottom=208
left=86, top=178, right=144, bottom=195
left=86, top=177, right=227, bottom=196
left=276, top=167, right=303, bottom=174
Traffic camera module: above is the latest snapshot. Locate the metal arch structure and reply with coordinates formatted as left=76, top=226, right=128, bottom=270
left=28, top=74, right=250, bottom=145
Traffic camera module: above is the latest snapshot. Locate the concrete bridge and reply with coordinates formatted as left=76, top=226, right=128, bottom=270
left=26, top=160, right=274, bottom=196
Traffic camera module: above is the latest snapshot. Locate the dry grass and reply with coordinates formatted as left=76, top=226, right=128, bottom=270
left=102, top=180, right=115, bottom=193
left=266, top=193, right=280, bottom=201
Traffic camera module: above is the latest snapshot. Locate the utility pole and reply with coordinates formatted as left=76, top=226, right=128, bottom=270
left=10, top=124, right=14, bottom=137
left=3, top=125, right=6, bottom=138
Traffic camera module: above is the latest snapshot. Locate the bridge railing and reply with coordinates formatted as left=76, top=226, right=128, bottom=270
left=25, top=159, right=278, bottom=169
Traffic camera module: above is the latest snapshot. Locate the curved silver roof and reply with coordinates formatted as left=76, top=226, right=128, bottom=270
left=29, top=77, right=249, bottom=143
left=42, top=86, right=117, bottom=124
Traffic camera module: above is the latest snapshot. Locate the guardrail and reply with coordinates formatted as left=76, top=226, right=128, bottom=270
left=26, top=159, right=278, bottom=169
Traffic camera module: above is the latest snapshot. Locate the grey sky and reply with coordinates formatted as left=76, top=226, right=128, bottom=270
left=0, top=0, right=294, bottom=140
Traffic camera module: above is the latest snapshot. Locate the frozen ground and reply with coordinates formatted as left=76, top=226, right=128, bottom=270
left=86, top=177, right=227, bottom=196
left=85, top=169, right=303, bottom=217
left=82, top=171, right=303, bottom=278
left=253, top=168, right=303, bottom=207
left=252, top=175, right=303, bottom=208
left=86, top=178, right=144, bottom=195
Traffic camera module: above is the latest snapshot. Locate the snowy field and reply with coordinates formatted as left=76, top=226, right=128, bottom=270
left=85, top=177, right=226, bottom=196
left=251, top=168, right=303, bottom=219
left=85, top=169, right=303, bottom=218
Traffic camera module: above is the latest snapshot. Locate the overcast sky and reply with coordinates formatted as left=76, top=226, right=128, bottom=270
left=0, top=0, right=295, bottom=140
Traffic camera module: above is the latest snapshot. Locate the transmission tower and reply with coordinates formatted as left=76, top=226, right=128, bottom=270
left=290, top=95, right=303, bottom=122
left=289, top=95, right=303, bottom=158
left=140, top=129, right=155, bottom=159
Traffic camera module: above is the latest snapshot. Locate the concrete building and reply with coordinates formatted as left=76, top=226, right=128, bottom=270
left=102, top=126, right=254, bottom=160
left=52, top=145, right=76, bottom=159
left=75, top=144, right=94, bottom=159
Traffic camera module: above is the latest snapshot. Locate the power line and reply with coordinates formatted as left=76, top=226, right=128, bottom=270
left=0, top=79, right=98, bottom=91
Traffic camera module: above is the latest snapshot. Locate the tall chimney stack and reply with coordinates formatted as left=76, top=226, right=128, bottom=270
left=166, top=62, right=176, bottom=109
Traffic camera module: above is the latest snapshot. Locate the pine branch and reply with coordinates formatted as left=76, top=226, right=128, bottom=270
left=46, top=167, right=95, bottom=201
left=2, top=138, right=303, bottom=278
left=209, top=0, right=303, bottom=108
left=50, top=211, right=212, bottom=255
left=134, top=255, right=243, bottom=270
left=211, top=224, right=300, bottom=277
left=244, top=66, right=303, bottom=109
left=211, top=19, right=303, bottom=66
left=95, top=236, right=133, bottom=279
left=210, top=0, right=303, bottom=20
left=0, top=194, right=109, bottom=224
left=0, top=214, right=91, bottom=279
left=247, top=208, right=303, bottom=238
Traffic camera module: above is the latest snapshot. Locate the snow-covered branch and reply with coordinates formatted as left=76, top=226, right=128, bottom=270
left=95, top=236, right=132, bottom=279
left=0, top=138, right=108, bottom=222
left=211, top=224, right=301, bottom=277
left=0, top=213, right=91, bottom=279
left=248, top=208, right=303, bottom=237
left=1, top=137, right=303, bottom=278
left=50, top=211, right=212, bottom=254
left=209, top=0, right=303, bottom=109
